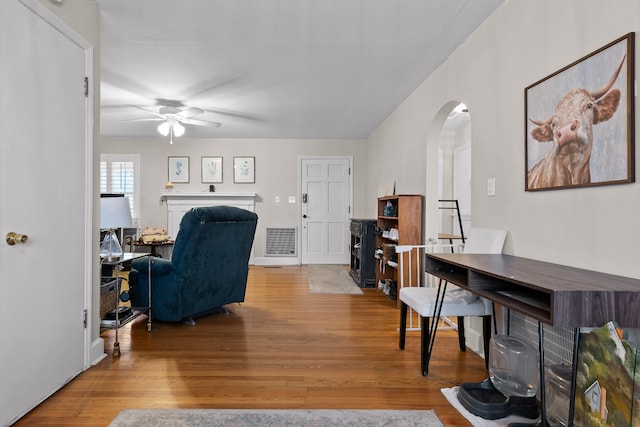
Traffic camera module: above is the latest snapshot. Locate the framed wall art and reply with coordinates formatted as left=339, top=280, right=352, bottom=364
left=168, top=156, right=189, bottom=183
left=525, top=32, right=635, bottom=191
left=201, top=156, right=223, bottom=183
left=233, top=156, right=255, bottom=183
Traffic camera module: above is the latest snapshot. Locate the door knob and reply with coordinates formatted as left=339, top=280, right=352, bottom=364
left=303, top=214, right=308, bottom=218
left=5, top=232, right=28, bottom=245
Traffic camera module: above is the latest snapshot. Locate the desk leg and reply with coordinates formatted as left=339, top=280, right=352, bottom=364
left=568, top=328, right=579, bottom=427
left=147, top=256, right=152, bottom=332
left=538, top=321, right=547, bottom=427
left=422, top=278, right=448, bottom=376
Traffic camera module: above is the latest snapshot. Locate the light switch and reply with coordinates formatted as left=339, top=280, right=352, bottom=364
left=288, top=196, right=296, bottom=203
left=487, top=177, right=496, bottom=196
left=275, top=196, right=280, bottom=203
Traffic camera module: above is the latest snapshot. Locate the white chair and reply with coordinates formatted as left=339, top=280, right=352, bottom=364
left=398, top=228, right=507, bottom=375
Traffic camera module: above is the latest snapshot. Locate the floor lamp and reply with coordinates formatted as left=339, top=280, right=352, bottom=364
left=100, top=196, right=133, bottom=261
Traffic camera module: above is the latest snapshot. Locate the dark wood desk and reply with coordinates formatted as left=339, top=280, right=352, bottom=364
left=425, top=253, right=640, bottom=426
left=425, top=253, right=640, bottom=328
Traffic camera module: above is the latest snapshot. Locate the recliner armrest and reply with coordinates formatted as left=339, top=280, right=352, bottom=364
left=130, top=256, right=172, bottom=276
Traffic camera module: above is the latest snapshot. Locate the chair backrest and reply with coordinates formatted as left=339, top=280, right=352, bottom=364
left=461, top=228, right=507, bottom=254
left=171, top=205, right=258, bottom=314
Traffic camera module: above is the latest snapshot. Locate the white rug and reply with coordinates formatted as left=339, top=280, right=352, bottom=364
left=308, top=264, right=363, bottom=294
left=109, top=408, right=443, bottom=426
left=441, top=387, right=540, bottom=426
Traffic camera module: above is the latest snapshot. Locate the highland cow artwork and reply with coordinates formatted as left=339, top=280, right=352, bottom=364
left=525, top=33, right=635, bottom=191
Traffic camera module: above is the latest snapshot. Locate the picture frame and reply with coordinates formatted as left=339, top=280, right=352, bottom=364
left=168, top=156, right=189, bottom=183
left=524, top=32, right=635, bottom=191
left=201, top=156, right=223, bottom=183
left=233, top=156, right=255, bottom=183
left=377, top=180, right=396, bottom=197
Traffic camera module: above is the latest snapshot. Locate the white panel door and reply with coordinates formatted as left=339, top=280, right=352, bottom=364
left=0, top=1, right=90, bottom=424
left=300, top=158, right=351, bottom=264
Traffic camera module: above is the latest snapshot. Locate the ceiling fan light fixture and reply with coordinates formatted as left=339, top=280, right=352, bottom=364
left=173, top=121, right=185, bottom=137
left=157, top=121, right=170, bottom=136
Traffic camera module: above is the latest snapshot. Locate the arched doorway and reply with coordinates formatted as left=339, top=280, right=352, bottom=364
left=438, top=102, right=471, bottom=239
left=424, top=101, right=471, bottom=244
left=424, top=101, right=485, bottom=357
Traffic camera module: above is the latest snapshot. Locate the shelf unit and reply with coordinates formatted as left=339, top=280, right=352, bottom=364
left=375, top=195, right=423, bottom=306
left=349, top=219, right=377, bottom=287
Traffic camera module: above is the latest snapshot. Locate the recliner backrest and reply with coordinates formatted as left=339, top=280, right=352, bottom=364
left=462, top=228, right=507, bottom=254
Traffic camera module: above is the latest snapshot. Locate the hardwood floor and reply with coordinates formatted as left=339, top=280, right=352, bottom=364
left=15, top=266, right=489, bottom=426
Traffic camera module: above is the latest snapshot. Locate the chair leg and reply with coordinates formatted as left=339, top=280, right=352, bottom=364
left=399, top=302, right=408, bottom=350
left=420, top=316, right=431, bottom=376
left=457, top=316, right=466, bottom=351
left=482, top=315, right=492, bottom=370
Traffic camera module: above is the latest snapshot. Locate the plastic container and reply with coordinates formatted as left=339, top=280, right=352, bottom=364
left=545, top=364, right=572, bottom=427
left=457, top=379, right=539, bottom=420
left=489, top=335, right=539, bottom=398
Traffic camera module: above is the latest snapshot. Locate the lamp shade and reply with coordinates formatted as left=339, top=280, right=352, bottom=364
left=157, top=121, right=170, bottom=136
left=100, top=196, right=133, bottom=230
left=172, top=121, right=185, bottom=137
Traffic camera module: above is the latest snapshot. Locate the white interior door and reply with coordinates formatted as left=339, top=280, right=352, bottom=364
left=0, top=1, right=90, bottom=424
left=300, top=157, right=351, bottom=264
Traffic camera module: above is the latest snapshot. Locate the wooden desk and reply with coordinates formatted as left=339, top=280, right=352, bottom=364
left=425, top=253, right=640, bottom=426
left=425, top=253, right=640, bottom=328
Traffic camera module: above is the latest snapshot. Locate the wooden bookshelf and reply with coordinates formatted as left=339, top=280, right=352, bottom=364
left=375, top=195, right=423, bottom=306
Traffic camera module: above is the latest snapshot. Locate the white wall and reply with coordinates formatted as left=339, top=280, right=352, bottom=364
left=101, top=137, right=367, bottom=259
left=367, top=0, right=640, bottom=279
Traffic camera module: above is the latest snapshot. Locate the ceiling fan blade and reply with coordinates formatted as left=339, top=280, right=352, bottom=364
left=123, top=117, right=165, bottom=122
left=179, top=117, right=222, bottom=127
left=176, top=107, right=204, bottom=119
left=201, top=108, right=261, bottom=122
left=128, top=105, right=164, bottom=118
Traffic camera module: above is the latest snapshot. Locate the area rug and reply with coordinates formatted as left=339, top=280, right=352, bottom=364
left=441, top=387, right=540, bottom=426
left=308, top=264, right=363, bottom=294
left=109, top=408, right=443, bottom=426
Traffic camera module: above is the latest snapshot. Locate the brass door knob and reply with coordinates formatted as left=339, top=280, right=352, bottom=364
left=5, top=232, right=28, bottom=245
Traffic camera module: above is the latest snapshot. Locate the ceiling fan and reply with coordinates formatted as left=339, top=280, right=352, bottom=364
left=127, top=101, right=222, bottom=143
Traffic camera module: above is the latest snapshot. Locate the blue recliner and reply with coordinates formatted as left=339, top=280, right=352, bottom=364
left=130, top=205, right=258, bottom=323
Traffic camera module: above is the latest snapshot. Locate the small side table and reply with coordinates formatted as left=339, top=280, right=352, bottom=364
left=132, top=240, right=174, bottom=257
left=100, top=252, right=152, bottom=357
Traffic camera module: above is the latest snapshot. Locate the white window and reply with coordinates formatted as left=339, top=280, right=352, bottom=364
left=100, top=154, right=140, bottom=222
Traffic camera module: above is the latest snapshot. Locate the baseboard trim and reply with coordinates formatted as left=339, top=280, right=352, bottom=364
left=252, top=257, right=300, bottom=266
left=91, top=338, right=107, bottom=365
left=465, top=328, right=485, bottom=359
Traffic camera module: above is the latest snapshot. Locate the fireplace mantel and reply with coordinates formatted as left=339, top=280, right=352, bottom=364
left=161, top=192, right=256, bottom=238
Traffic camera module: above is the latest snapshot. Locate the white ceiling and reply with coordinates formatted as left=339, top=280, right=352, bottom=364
left=98, top=0, right=503, bottom=139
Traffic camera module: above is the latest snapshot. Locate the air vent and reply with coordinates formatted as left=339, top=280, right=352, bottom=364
left=266, top=227, right=297, bottom=257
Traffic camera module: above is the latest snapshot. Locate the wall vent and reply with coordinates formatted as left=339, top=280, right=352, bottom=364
left=265, top=227, right=297, bottom=257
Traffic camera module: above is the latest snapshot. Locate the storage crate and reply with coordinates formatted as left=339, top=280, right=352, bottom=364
left=100, top=279, right=117, bottom=320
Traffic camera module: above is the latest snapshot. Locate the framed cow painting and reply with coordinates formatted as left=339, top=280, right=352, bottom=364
left=525, top=33, right=635, bottom=191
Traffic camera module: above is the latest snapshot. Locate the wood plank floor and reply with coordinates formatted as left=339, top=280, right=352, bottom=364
left=15, top=266, right=489, bottom=426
